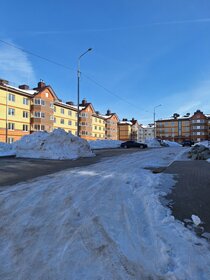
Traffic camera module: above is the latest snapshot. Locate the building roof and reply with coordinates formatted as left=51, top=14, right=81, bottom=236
left=1, top=83, right=38, bottom=96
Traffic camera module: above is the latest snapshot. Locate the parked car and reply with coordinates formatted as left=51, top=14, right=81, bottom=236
left=120, top=141, right=148, bottom=149
left=182, top=140, right=194, bottom=147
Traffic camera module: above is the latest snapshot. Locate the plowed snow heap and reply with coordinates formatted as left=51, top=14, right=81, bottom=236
left=14, top=129, right=95, bottom=160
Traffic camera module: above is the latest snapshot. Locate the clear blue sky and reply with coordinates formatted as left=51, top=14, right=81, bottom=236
left=1, top=0, right=210, bottom=124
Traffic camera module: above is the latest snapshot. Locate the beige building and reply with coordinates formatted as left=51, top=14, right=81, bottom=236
left=156, top=110, right=210, bottom=143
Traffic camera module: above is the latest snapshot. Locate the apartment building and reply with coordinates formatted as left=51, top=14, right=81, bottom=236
left=53, top=101, right=77, bottom=135
left=130, top=118, right=139, bottom=141
left=78, top=100, right=119, bottom=140
left=104, top=110, right=119, bottom=140
left=0, top=79, right=119, bottom=143
left=156, top=110, right=210, bottom=143
left=118, top=119, right=132, bottom=141
left=139, top=124, right=154, bottom=142
left=0, top=80, right=32, bottom=143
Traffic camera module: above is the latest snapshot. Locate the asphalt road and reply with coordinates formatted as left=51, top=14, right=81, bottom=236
left=164, top=160, right=210, bottom=234
left=0, top=148, right=145, bottom=187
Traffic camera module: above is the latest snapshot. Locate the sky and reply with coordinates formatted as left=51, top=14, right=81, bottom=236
left=0, top=0, right=210, bottom=124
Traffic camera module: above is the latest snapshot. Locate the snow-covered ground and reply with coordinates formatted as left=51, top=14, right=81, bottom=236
left=1, top=147, right=210, bottom=279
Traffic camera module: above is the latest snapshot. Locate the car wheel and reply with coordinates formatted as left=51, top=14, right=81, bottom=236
left=139, top=145, right=144, bottom=149
left=124, top=145, right=128, bottom=149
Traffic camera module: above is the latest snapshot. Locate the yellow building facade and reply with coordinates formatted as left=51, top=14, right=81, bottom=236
left=0, top=80, right=120, bottom=143
left=0, top=82, right=31, bottom=143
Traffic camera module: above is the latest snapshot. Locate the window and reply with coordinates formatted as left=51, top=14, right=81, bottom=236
left=34, top=112, right=45, bottom=118
left=54, top=117, right=56, bottom=123
left=8, top=123, right=15, bottom=130
left=54, top=106, right=56, bottom=112
left=34, top=124, right=45, bottom=131
left=50, top=102, right=54, bottom=109
left=68, top=120, right=72, bottom=125
left=23, top=111, right=28, bottom=118
left=34, top=99, right=45, bottom=105
left=23, top=124, right=28, bottom=131
left=75, top=122, right=77, bottom=126
left=60, top=119, right=64, bottom=124
left=7, top=137, right=14, bottom=144
left=8, top=108, right=15, bottom=115
left=60, top=108, right=65, bottom=114
left=50, top=115, right=54, bottom=121
left=68, top=110, right=72, bottom=116
left=8, top=93, right=15, bottom=102
left=23, top=97, right=28, bottom=105
left=95, top=126, right=97, bottom=130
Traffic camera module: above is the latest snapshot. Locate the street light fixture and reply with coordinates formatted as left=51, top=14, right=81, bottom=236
left=153, top=104, right=162, bottom=138
left=77, top=48, right=92, bottom=137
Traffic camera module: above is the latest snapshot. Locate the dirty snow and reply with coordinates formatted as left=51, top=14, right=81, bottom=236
left=1, top=147, right=210, bottom=279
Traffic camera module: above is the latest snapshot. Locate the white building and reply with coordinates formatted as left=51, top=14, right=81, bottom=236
left=139, top=124, right=154, bottom=142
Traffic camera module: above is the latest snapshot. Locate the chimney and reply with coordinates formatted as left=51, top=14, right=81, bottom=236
left=0, top=79, right=9, bottom=85
left=81, top=99, right=87, bottom=106
left=37, top=80, right=46, bottom=89
left=122, top=118, right=128, bottom=121
left=19, top=84, right=29, bottom=90
left=106, top=109, right=111, bottom=115
left=66, top=101, right=74, bottom=106
left=95, top=111, right=100, bottom=115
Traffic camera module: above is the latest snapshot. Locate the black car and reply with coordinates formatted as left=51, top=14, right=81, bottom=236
left=120, top=141, right=148, bottom=149
left=182, top=140, right=194, bottom=147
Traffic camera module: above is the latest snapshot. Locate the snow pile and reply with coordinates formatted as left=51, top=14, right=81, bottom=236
left=1, top=147, right=210, bottom=279
left=194, top=140, right=210, bottom=148
left=14, top=129, right=94, bottom=160
left=0, top=142, right=15, bottom=157
left=145, top=138, right=161, bottom=147
left=88, top=140, right=122, bottom=149
left=163, top=140, right=181, bottom=147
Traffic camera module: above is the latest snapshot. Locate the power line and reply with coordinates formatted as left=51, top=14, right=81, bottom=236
left=0, top=38, right=143, bottom=112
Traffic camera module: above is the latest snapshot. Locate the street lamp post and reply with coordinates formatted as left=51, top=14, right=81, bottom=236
left=153, top=104, right=162, bottom=138
left=77, top=48, right=92, bottom=137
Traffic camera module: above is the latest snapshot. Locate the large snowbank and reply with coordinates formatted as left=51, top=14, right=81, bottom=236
left=1, top=147, right=210, bottom=279
left=0, top=129, right=94, bottom=160
left=88, top=139, right=122, bottom=149
left=194, top=140, right=210, bottom=148
left=163, top=140, right=181, bottom=147
left=145, top=138, right=161, bottom=147
left=0, top=142, right=16, bottom=156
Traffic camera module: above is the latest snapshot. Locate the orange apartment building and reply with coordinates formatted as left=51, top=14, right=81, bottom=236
left=0, top=79, right=119, bottom=143
left=156, top=110, right=210, bottom=143
left=118, top=118, right=140, bottom=141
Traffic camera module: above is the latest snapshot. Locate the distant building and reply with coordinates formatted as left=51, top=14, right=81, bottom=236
left=156, top=110, right=210, bottom=143
left=138, top=124, right=154, bottom=142
left=118, top=118, right=140, bottom=141
left=118, top=119, right=132, bottom=141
